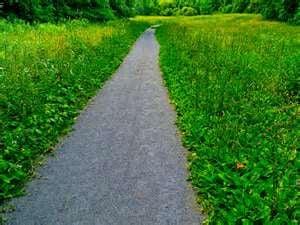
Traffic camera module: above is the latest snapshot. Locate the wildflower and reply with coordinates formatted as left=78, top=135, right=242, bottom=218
left=236, top=162, right=246, bottom=170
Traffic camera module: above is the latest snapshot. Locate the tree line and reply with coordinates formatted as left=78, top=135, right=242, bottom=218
left=0, top=0, right=299, bottom=23
left=0, top=0, right=137, bottom=22
left=154, top=0, right=299, bottom=23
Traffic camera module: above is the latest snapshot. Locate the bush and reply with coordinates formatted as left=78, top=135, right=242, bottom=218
left=180, top=7, right=198, bottom=16
left=159, top=0, right=176, bottom=10
left=245, top=2, right=260, bottom=13
left=199, top=0, right=214, bottom=14
left=160, top=8, right=174, bottom=16
left=293, top=6, right=300, bottom=24
left=260, top=0, right=299, bottom=22
left=109, top=0, right=135, bottom=17
left=231, top=0, right=250, bottom=13
left=221, top=4, right=233, bottom=13
left=98, top=8, right=117, bottom=21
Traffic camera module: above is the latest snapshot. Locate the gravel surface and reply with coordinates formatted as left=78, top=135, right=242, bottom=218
left=7, top=28, right=202, bottom=225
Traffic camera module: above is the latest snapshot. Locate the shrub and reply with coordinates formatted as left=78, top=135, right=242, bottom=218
left=293, top=6, right=300, bottom=24
left=232, top=0, right=250, bottom=13
left=180, top=7, right=198, bottom=16
left=160, top=8, right=174, bottom=16
left=199, top=0, right=214, bottom=14
left=260, top=0, right=299, bottom=22
left=159, top=0, right=176, bottom=10
left=245, top=2, right=260, bottom=13
left=221, top=4, right=233, bottom=13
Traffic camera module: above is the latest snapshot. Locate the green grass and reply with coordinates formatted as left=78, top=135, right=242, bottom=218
left=152, top=14, right=299, bottom=224
left=0, top=19, right=148, bottom=206
left=1, top=14, right=299, bottom=225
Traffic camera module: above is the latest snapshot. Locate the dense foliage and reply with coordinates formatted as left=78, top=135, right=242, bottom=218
left=150, top=0, right=300, bottom=23
left=0, top=0, right=136, bottom=21
left=0, top=19, right=148, bottom=210
left=155, top=15, right=299, bottom=224
left=1, top=0, right=299, bottom=23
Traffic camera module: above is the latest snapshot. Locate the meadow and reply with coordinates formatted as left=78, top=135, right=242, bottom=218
left=0, top=19, right=148, bottom=203
left=0, top=11, right=299, bottom=224
left=154, top=14, right=299, bottom=224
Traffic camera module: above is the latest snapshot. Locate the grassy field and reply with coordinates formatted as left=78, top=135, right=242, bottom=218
left=0, top=19, right=148, bottom=204
left=151, top=14, right=299, bottom=224
left=1, top=13, right=299, bottom=224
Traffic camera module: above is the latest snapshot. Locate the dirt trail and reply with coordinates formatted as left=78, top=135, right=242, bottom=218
left=7, top=28, right=202, bottom=225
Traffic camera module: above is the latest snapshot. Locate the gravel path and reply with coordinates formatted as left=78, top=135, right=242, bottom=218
left=7, top=28, right=201, bottom=225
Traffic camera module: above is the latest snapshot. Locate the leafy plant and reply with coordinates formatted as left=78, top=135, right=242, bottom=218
left=0, top=18, right=148, bottom=205
left=180, top=6, right=198, bottom=16
left=155, top=14, right=299, bottom=224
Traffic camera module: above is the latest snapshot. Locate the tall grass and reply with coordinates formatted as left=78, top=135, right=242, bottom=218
left=0, top=19, right=148, bottom=204
left=155, top=14, right=299, bottom=224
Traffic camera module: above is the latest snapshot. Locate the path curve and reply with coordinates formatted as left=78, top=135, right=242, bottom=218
left=7, top=28, right=201, bottom=225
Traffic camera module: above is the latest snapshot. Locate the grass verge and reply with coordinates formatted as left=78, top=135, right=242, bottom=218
left=155, top=14, right=299, bottom=224
left=0, top=19, right=148, bottom=208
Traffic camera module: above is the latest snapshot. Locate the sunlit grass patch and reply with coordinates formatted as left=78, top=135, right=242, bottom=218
left=0, top=19, right=148, bottom=209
